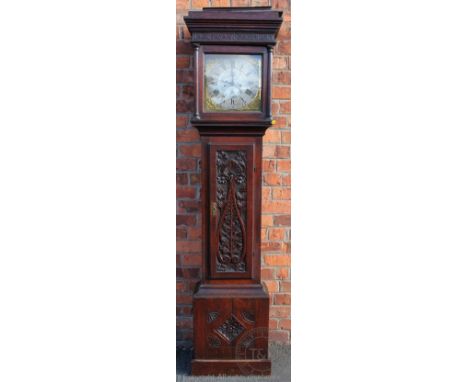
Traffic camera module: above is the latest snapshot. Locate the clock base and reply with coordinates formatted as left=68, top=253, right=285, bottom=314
left=191, top=283, right=271, bottom=376
left=191, top=358, right=271, bottom=376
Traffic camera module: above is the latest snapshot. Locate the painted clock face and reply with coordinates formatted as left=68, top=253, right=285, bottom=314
left=204, top=54, right=262, bottom=112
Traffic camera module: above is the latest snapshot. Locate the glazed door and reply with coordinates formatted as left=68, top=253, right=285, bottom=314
left=208, top=143, right=254, bottom=279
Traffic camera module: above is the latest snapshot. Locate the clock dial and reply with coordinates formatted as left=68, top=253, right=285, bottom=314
left=204, top=54, right=262, bottom=112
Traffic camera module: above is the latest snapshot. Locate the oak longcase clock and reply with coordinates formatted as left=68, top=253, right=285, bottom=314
left=184, top=6, right=283, bottom=376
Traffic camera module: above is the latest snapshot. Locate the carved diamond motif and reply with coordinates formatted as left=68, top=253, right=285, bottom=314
left=215, top=315, right=245, bottom=343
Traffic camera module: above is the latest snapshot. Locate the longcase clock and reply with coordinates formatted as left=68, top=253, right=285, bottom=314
left=184, top=7, right=283, bottom=376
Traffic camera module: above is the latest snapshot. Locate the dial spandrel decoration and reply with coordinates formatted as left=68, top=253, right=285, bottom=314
left=204, top=54, right=262, bottom=112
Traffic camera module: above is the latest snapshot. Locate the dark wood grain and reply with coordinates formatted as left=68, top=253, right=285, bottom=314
left=184, top=6, right=283, bottom=377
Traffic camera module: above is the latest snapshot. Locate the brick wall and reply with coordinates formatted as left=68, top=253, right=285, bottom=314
left=176, top=0, right=291, bottom=346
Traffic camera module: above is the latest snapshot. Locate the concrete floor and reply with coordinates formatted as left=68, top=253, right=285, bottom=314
left=176, top=343, right=291, bottom=382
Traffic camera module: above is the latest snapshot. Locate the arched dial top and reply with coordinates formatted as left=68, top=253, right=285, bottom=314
left=204, top=54, right=262, bottom=112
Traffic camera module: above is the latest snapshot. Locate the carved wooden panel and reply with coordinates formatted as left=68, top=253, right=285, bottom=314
left=209, top=143, right=254, bottom=279
left=215, top=150, right=247, bottom=273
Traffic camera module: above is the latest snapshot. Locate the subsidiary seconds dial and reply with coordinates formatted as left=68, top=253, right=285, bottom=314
left=204, top=54, right=262, bottom=112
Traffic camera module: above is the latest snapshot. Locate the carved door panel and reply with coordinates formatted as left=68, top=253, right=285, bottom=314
left=232, top=298, right=269, bottom=360
left=194, top=299, right=234, bottom=359
left=208, top=143, right=254, bottom=279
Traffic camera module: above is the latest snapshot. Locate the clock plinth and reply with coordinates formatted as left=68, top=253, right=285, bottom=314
left=184, top=7, right=283, bottom=376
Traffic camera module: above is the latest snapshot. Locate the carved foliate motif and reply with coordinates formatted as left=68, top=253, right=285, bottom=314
left=207, top=311, right=219, bottom=323
left=215, top=315, right=245, bottom=343
left=215, top=150, right=247, bottom=272
left=241, top=311, right=256, bottom=324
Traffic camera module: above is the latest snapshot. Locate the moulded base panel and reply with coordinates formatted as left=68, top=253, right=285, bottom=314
left=191, top=358, right=271, bottom=376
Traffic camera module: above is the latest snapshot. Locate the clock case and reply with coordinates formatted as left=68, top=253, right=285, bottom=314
left=184, top=7, right=283, bottom=376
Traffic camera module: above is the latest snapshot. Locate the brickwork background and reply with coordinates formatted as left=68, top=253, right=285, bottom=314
left=176, top=0, right=291, bottom=346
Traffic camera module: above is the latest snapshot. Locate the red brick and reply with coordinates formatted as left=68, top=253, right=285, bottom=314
left=263, top=280, right=278, bottom=293
left=192, top=0, right=210, bottom=8
left=176, top=317, right=193, bottom=330
left=176, top=128, right=199, bottom=142
left=282, top=174, right=291, bottom=186
left=252, top=0, right=270, bottom=5
left=261, top=241, right=282, bottom=252
left=264, top=254, right=290, bottom=266
left=279, top=101, right=291, bottom=114
left=176, top=115, right=188, bottom=128
left=190, top=174, right=201, bottom=185
left=231, top=0, right=250, bottom=5
left=272, top=188, right=291, bottom=200
left=176, top=305, right=192, bottom=316
left=178, top=200, right=201, bottom=213
left=263, top=129, right=281, bottom=143
left=187, top=226, right=202, bottom=240
left=177, top=240, right=202, bottom=253
left=277, top=23, right=291, bottom=40
left=270, top=306, right=290, bottom=318
left=274, top=293, right=290, bottom=305
left=273, top=214, right=290, bottom=226
left=269, top=330, right=289, bottom=343
left=269, top=319, right=278, bottom=330
left=211, top=0, right=229, bottom=6
left=176, top=173, right=188, bottom=185
left=179, top=144, right=201, bottom=157
left=272, top=86, right=291, bottom=99
left=276, top=267, right=289, bottom=280
left=175, top=13, right=185, bottom=26
left=180, top=25, right=191, bottom=40
left=182, top=267, right=201, bottom=279
left=277, top=40, right=291, bottom=54
left=263, top=200, right=290, bottom=214
left=261, top=215, right=273, bottom=228
left=176, top=214, right=196, bottom=226
left=272, top=0, right=291, bottom=10
left=261, top=267, right=275, bottom=279
left=262, top=187, right=271, bottom=200
left=176, top=0, right=190, bottom=11
left=181, top=254, right=202, bottom=266
left=269, top=228, right=285, bottom=241
left=176, top=281, right=185, bottom=291
left=176, top=56, right=190, bottom=69
left=277, top=160, right=290, bottom=172
left=176, top=99, right=192, bottom=113
left=278, top=319, right=291, bottom=330
left=263, top=173, right=281, bottom=186
left=181, top=84, right=195, bottom=99
left=176, top=227, right=187, bottom=239
left=262, top=159, right=276, bottom=172
left=273, top=56, right=288, bottom=70
left=176, top=186, right=196, bottom=199
left=176, top=294, right=193, bottom=305
left=275, top=145, right=290, bottom=158
left=282, top=131, right=291, bottom=144
left=273, top=116, right=288, bottom=128
left=271, top=102, right=280, bottom=115
left=262, top=144, right=276, bottom=158
left=176, top=158, right=197, bottom=171
left=280, top=281, right=291, bottom=292
left=273, top=71, right=291, bottom=85
left=176, top=40, right=193, bottom=54
left=176, top=69, right=194, bottom=83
